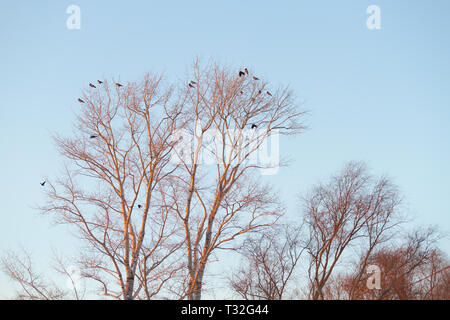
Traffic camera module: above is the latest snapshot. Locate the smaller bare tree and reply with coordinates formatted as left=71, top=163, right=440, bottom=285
left=229, top=224, right=304, bottom=300
left=414, top=248, right=450, bottom=300
left=301, top=161, right=404, bottom=300
left=329, top=227, right=446, bottom=300
left=1, top=249, right=80, bottom=300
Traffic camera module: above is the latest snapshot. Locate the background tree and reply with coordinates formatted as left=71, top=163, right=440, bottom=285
left=414, top=248, right=450, bottom=300
left=334, top=227, right=446, bottom=300
left=229, top=224, right=304, bottom=300
left=1, top=249, right=82, bottom=300
left=301, top=161, right=404, bottom=300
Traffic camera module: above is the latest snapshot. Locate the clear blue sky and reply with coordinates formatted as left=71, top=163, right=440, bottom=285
left=1, top=0, right=449, bottom=298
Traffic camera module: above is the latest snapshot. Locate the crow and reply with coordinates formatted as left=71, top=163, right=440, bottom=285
left=115, top=83, right=123, bottom=87
left=251, top=124, right=258, bottom=129
left=253, top=76, right=259, bottom=80
left=90, top=134, right=98, bottom=139
left=40, top=181, right=46, bottom=186
left=244, top=68, right=249, bottom=75
left=78, top=98, right=85, bottom=103
left=89, top=83, right=96, bottom=88
left=266, top=91, right=272, bottom=96
left=97, top=80, right=103, bottom=84
left=239, top=71, right=245, bottom=77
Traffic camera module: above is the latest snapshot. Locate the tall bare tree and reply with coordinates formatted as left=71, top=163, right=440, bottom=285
left=39, top=74, right=185, bottom=300
left=301, top=162, right=404, bottom=300
left=169, top=60, right=306, bottom=300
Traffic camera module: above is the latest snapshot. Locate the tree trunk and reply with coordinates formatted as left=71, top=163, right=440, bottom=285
left=124, top=274, right=135, bottom=300
left=193, top=266, right=206, bottom=300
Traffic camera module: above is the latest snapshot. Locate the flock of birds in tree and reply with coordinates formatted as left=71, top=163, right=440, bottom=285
left=39, top=177, right=143, bottom=209
left=39, top=177, right=144, bottom=209
left=77, top=80, right=122, bottom=103
left=38, top=78, right=136, bottom=208
left=187, top=68, right=273, bottom=130
left=53, top=70, right=268, bottom=187
left=187, top=67, right=271, bottom=98
left=77, top=80, right=123, bottom=139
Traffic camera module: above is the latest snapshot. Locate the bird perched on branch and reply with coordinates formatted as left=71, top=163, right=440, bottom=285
left=90, top=134, right=98, bottom=139
left=115, top=83, right=123, bottom=87
left=253, top=76, right=259, bottom=80
left=40, top=181, right=46, bottom=186
left=239, top=71, right=245, bottom=77
left=97, top=80, right=103, bottom=84
left=188, top=83, right=195, bottom=88
left=78, top=98, right=85, bottom=103
left=89, top=83, right=96, bottom=88
left=266, top=91, right=272, bottom=96
left=251, top=124, right=258, bottom=129
left=244, top=68, right=249, bottom=75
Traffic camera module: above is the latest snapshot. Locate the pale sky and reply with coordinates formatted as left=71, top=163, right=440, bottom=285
left=1, top=0, right=449, bottom=298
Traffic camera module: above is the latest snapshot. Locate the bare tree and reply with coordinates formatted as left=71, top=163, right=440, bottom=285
left=39, top=74, right=185, bottom=300
left=339, top=227, right=444, bottom=300
left=320, top=226, right=447, bottom=300
left=229, top=224, right=304, bottom=299
left=169, top=60, right=306, bottom=300
left=1, top=249, right=70, bottom=300
left=3, top=61, right=305, bottom=300
left=414, top=249, right=450, bottom=300
left=301, top=162, right=404, bottom=300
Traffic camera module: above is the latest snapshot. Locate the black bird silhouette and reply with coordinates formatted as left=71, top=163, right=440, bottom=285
left=89, top=83, right=96, bottom=88
left=97, top=80, right=103, bottom=84
left=137, top=204, right=142, bottom=209
left=239, top=71, right=245, bottom=77
left=115, top=83, right=123, bottom=87
left=251, top=124, right=258, bottom=129
left=253, top=76, right=259, bottom=80
left=90, top=134, right=98, bottom=139
left=188, top=83, right=195, bottom=88
left=244, top=68, right=249, bottom=75
left=266, top=91, right=272, bottom=96
left=40, top=181, right=46, bottom=186
left=78, top=98, right=85, bottom=103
